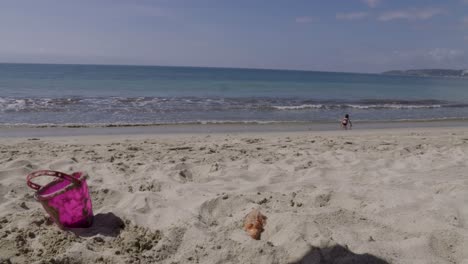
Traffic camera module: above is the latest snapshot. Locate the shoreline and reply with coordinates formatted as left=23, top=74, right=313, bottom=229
left=1, top=119, right=468, bottom=138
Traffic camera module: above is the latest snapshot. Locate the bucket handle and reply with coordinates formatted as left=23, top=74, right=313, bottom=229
left=26, top=170, right=81, bottom=191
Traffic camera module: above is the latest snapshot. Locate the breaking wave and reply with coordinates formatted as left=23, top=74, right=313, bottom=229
left=0, top=96, right=464, bottom=113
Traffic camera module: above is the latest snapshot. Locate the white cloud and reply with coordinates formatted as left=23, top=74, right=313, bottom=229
left=336, top=12, right=368, bottom=20
left=362, top=0, right=381, bottom=8
left=428, top=48, right=464, bottom=62
left=295, top=16, right=314, bottom=24
left=378, top=8, right=444, bottom=21
left=388, top=48, right=467, bottom=70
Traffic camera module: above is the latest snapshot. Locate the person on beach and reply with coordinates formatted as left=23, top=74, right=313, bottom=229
left=341, top=114, right=352, bottom=130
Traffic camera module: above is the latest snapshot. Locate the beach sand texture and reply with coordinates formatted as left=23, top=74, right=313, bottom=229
left=1, top=129, right=468, bottom=264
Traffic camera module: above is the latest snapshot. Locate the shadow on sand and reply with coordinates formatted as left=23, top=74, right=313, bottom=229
left=68, top=212, right=125, bottom=237
left=292, top=244, right=389, bottom=264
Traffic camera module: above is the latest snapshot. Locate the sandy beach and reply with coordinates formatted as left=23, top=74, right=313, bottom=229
left=1, top=127, right=468, bottom=264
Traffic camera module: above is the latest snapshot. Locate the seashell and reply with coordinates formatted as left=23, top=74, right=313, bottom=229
left=243, top=209, right=267, bottom=240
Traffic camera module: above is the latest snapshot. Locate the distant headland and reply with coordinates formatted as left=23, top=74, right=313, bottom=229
left=382, top=69, right=468, bottom=78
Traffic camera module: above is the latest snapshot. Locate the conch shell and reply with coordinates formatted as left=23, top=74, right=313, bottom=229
left=243, top=209, right=267, bottom=240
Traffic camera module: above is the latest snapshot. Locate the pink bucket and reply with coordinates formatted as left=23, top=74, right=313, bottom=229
left=26, top=170, right=93, bottom=229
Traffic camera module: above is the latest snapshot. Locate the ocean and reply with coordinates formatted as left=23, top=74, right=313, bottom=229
left=1, top=63, right=468, bottom=127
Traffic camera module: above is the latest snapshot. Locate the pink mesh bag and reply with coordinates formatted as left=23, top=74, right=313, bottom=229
left=26, top=170, right=93, bottom=229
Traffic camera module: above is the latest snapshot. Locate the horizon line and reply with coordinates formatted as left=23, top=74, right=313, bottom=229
left=0, top=61, right=382, bottom=75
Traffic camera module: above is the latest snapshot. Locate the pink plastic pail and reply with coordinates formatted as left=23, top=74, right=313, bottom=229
left=26, top=170, right=93, bottom=229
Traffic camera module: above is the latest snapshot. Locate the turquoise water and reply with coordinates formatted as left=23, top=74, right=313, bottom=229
left=1, top=63, right=468, bottom=126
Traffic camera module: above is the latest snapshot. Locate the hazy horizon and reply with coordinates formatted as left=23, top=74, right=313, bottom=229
left=1, top=61, right=468, bottom=75
left=1, top=0, right=468, bottom=73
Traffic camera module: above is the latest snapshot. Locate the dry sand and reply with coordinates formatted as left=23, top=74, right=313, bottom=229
left=0, top=128, right=468, bottom=264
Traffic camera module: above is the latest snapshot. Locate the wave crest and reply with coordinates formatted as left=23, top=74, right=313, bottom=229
left=273, top=104, right=442, bottom=110
left=0, top=96, right=462, bottom=114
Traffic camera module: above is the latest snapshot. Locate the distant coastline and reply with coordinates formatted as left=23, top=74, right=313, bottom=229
left=382, top=69, right=468, bottom=78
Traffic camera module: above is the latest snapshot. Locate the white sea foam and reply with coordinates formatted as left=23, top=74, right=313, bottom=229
left=273, top=104, right=324, bottom=110
left=1, top=99, right=26, bottom=112
left=0, top=95, right=462, bottom=125
left=273, top=103, right=442, bottom=110
left=345, top=104, right=442, bottom=109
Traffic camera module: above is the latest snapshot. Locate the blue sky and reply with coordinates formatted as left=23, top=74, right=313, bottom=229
left=0, top=0, right=467, bottom=72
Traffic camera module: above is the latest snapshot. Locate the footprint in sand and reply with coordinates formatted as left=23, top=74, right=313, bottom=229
left=5, top=160, right=34, bottom=169
left=0, top=160, right=36, bottom=180
left=294, top=161, right=314, bottom=172
left=429, top=229, right=467, bottom=263
left=199, top=195, right=255, bottom=226
left=171, top=163, right=194, bottom=183
left=48, top=158, right=79, bottom=173
left=138, top=180, right=162, bottom=192
left=314, top=191, right=333, bottom=207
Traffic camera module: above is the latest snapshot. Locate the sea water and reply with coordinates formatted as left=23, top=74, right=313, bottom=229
left=1, top=63, right=468, bottom=126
